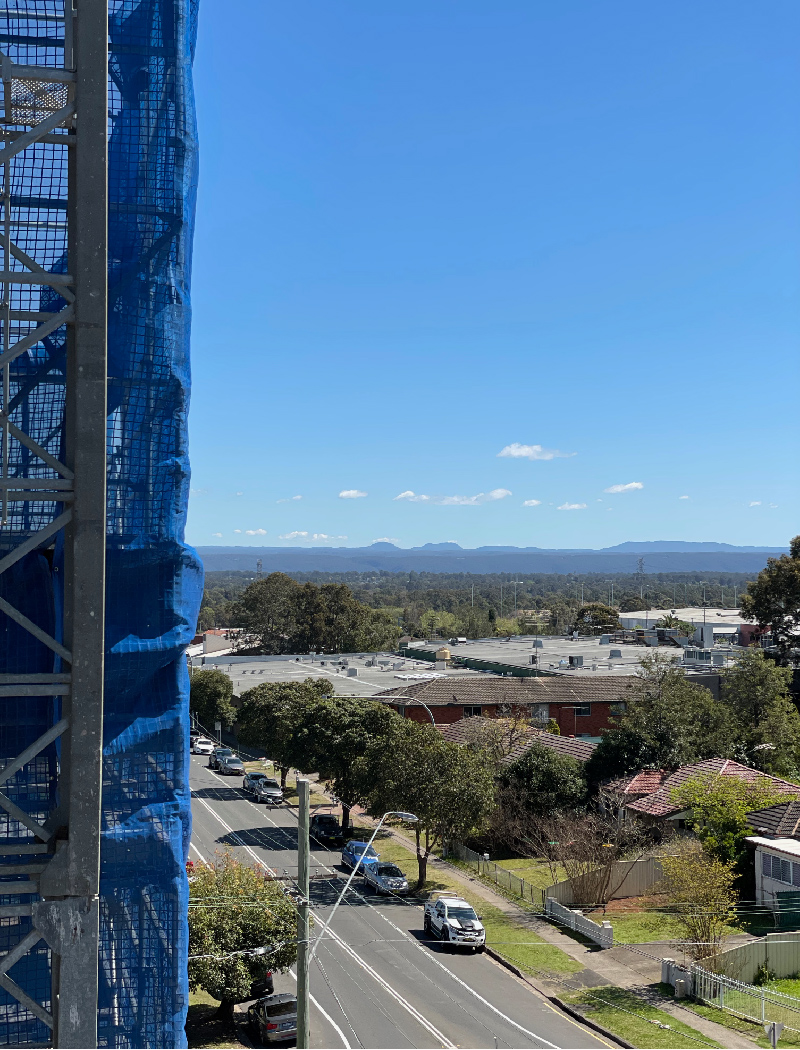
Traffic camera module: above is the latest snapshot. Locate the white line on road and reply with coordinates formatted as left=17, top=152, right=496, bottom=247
left=192, top=791, right=278, bottom=877
left=287, top=968, right=352, bottom=1050
left=189, top=841, right=206, bottom=862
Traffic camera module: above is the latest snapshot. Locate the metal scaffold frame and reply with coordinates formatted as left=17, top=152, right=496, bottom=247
left=0, top=0, right=106, bottom=1046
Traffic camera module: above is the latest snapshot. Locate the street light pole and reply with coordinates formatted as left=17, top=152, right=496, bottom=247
left=309, top=811, right=417, bottom=964
left=296, top=779, right=311, bottom=1049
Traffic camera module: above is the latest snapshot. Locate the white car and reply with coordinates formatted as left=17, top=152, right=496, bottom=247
left=423, top=891, right=485, bottom=951
left=193, top=737, right=214, bottom=755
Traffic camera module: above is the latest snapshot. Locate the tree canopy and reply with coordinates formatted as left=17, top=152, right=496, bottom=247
left=190, top=669, right=237, bottom=731
left=358, top=720, right=496, bottom=884
left=572, top=603, right=620, bottom=635
left=586, top=653, right=736, bottom=784
left=721, top=649, right=800, bottom=776
left=740, top=536, right=800, bottom=663
left=499, top=742, right=586, bottom=815
left=188, top=852, right=297, bottom=1025
left=232, top=573, right=401, bottom=654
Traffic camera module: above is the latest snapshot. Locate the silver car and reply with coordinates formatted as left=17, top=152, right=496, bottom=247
left=362, top=862, right=409, bottom=895
left=217, top=755, right=245, bottom=776
left=254, top=777, right=283, bottom=805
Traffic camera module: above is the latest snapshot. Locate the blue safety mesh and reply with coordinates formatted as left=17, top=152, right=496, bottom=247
left=0, top=1, right=201, bottom=1047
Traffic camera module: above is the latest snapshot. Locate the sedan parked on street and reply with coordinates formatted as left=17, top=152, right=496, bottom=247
left=247, top=994, right=297, bottom=1044
left=254, top=778, right=283, bottom=805
left=192, top=737, right=214, bottom=755
left=217, top=755, right=245, bottom=776
left=208, top=747, right=232, bottom=770
left=310, top=813, right=341, bottom=845
left=362, top=862, right=409, bottom=895
left=341, top=840, right=380, bottom=873
left=242, top=770, right=270, bottom=795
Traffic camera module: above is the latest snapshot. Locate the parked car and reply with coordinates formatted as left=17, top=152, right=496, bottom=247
left=247, top=994, right=297, bottom=1044
left=217, top=755, right=245, bottom=776
left=423, top=891, right=485, bottom=951
left=341, top=839, right=380, bottom=873
left=208, top=747, right=232, bottom=770
left=242, top=771, right=270, bottom=795
left=254, top=778, right=283, bottom=805
left=362, top=862, right=409, bottom=896
left=310, top=813, right=341, bottom=845
left=192, top=737, right=214, bottom=755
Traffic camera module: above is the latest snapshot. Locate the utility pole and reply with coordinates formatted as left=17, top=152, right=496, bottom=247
left=296, top=778, right=311, bottom=1049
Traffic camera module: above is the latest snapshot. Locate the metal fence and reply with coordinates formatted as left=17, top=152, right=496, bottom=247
left=694, top=964, right=800, bottom=1031
left=446, top=841, right=545, bottom=908
left=709, top=931, right=800, bottom=986
left=545, top=856, right=665, bottom=906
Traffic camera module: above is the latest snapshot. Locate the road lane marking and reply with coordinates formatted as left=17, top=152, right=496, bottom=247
left=192, top=791, right=278, bottom=876
left=320, top=923, right=456, bottom=1048
left=287, top=968, right=352, bottom=1050
left=189, top=841, right=206, bottom=862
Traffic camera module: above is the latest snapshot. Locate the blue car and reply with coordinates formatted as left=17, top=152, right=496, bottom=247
left=341, top=840, right=380, bottom=873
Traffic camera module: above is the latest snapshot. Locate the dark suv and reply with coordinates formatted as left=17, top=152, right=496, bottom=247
left=310, top=814, right=341, bottom=845
left=208, top=746, right=232, bottom=770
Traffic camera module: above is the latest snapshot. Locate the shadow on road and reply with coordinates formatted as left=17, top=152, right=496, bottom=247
left=192, top=786, right=245, bottom=801
left=217, top=826, right=300, bottom=852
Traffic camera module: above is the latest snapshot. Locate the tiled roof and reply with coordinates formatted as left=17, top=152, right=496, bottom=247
left=603, top=770, right=671, bottom=797
left=747, top=801, right=800, bottom=839
left=438, top=716, right=596, bottom=764
left=373, top=675, right=635, bottom=707
left=626, top=759, right=800, bottom=818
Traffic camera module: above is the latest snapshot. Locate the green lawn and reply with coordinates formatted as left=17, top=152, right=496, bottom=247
left=586, top=909, right=685, bottom=944
left=351, top=823, right=582, bottom=976
left=562, top=986, right=721, bottom=1049
left=500, top=857, right=566, bottom=890
left=766, top=979, right=800, bottom=999
left=666, top=987, right=800, bottom=1049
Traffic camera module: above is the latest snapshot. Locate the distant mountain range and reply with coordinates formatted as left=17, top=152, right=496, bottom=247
left=196, top=541, right=786, bottom=575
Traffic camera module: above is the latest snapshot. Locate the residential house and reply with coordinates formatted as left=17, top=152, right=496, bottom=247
left=604, top=759, right=800, bottom=828
left=372, top=675, right=634, bottom=739
left=746, top=801, right=800, bottom=914
left=438, top=715, right=597, bottom=765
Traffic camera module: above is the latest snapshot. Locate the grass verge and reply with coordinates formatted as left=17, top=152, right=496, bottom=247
left=185, top=990, right=247, bottom=1049
left=351, top=822, right=582, bottom=976
left=668, top=986, right=800, bottom=1049
left=562, top=986, right=722, bottom=1049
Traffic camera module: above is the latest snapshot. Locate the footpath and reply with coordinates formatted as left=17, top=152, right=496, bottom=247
left=360, top=818, right=759, bottom=1050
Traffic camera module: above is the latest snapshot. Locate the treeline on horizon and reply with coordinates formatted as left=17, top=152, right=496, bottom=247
left=198, top=567, right=754, bottom=636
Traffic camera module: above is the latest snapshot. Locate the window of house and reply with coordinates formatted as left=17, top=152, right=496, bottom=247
left=572, top=704, right=591, bottom=717
left=462, top=706, right=482, bottom=717
left=763, top=853, right=800, bottom=885
left=610, top=702, right=627, bottom=716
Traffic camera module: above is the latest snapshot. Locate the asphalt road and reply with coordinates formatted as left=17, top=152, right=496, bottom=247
left=189, top=756, right=612, bottom=1050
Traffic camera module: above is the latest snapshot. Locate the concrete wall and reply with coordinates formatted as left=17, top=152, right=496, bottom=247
left=545, top=897, right=613, bottom=948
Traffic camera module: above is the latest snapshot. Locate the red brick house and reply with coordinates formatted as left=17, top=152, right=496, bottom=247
left=371, top=675, right=636, bottom=739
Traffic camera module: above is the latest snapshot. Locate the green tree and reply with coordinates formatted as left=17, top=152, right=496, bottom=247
left=307, top=698, right=402, bottom=831
left=740, top=536, right=800, bottom=663
left=233, top=573, right=301, bottom=654
left=721, top=649, right=800, bottom=776
left=660, top=840, right=739, bottom=962
left=359, top=721, right=496, bottom=885
left=188, top=852, right=297, bottom=1026
left=190, top=669, right=237, bottom=732
left=654, top=614, right=693, bottom=635
left=670, top=773, right=792, bottom=870
left=586, top=653, right=737, bottom=784
left=498, top=742, right=586, bottom=817
left=237, top=678, right=330, bottom=787
left=572, top=603, right=620, bottom=635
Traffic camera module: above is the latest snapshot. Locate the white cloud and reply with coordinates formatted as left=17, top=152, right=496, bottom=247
left=394, top=489, right=512, bottom=506
left=604, top=482, right=644, bottom=494
left=277, top=495, right=303, bottom=503
left=749, top=501, right=762, bottom=507
left=234, top=529, right=242, bottom=534
left=770, top=503, right=778, bottom=509
left=372, top=537, right=399, bottom=543
left=279, top=530, right=309, bottom=540
left=394, top=490, right=430, bottom=502
left=245, top=528, right=267, bottom=536
left=558, top=502, right=587, bottom=511
left=497, top=443, right=575, bottom=461
left=339, top=489, right=367, bottom=499
left=312, top=533, right=347, bottom=541
left=212, top=532, right=222, bottom=538
left=679, top=495, right=689, bottom=500
left=236, top=491, right=244, bottom=497
left=522, top=499, right=542, bottom=507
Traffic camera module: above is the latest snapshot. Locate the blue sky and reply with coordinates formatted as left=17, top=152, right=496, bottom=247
left=186, top=1, right=799, bottom=551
